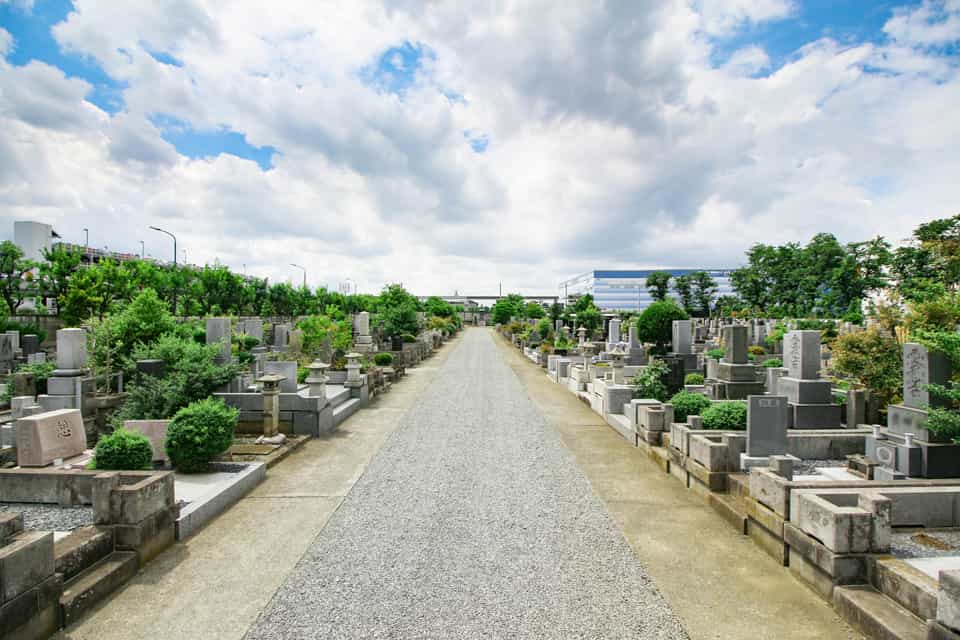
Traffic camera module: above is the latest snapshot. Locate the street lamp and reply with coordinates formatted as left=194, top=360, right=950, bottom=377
left=139, top=240, right=145, bottom=259
left=82, top=228, right=88, bottom=251
left=149, top=226, right=178, bottom=312
left=291, top=263, right=306, bottom=288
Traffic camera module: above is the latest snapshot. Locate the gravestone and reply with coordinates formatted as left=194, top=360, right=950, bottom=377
left=124, top=420, right=170, bottom=463
left=608, top=319, right=621, bottom=345
left=355, top=312, right=373, bottom=352
left=20, top=334, right=39, bottom=356
left=245, top=319, right=264, bottom=344
left=742, top=395, right=789, bottom=470
left=288, top=328, right=304, bottom=354
left=672, top=320, right=693, bottom=355
left=902, top=343, right=951, bottom=410
left=206, top=317, right=232, bottom=365
left=136, top=359, right=167, bottom=381
left=264, top=361, right=298, bottom=393
left=5, top=330, right=20, bottom=353
left=724, top=325, right=748, bottom=364
left=26, top=353, right=46, bottom=365
left=785, top=330, right=820, bottom=380
left=16, top=408, right=87, bottom=467
left=778, top=330, right=841, bottom=428
left=0, top=334, right=13, bottom=370
left=274, top=324, right=290, bottom=350
left=55, top=328, right=88, bottom=371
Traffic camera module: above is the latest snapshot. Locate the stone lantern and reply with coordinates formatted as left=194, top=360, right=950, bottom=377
left=256, top=373, right=285, bottom=436
left=304, top=360, right=330, bottom=398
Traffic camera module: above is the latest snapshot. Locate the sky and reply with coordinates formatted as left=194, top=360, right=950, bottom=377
left=0, top=0, right=958, bottom=296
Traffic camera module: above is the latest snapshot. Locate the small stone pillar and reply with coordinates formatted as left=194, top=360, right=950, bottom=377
left=609, top=346, right=627, bottom=384
left=344, top=352, right=362, bottom=387
left=257, top=373, right=285, bottom=437
left=577, top=327, right=587, bottom=346
left=305, top=360, right=330, bottom=398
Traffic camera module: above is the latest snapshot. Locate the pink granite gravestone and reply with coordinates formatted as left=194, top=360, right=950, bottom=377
left=16, top=408, right=87, bottom=467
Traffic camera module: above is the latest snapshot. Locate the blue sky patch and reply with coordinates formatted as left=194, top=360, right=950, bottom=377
left=0, top=0, right=127, bottom=113
left=464, top=130, right=489, bottom=153
left=144, top=46, right=183, bottom=67
left=710, top=0, right=926, bottom=76
left=361, top=41, right=434, bottom=95
left=150, top=114, right=277, bottom=170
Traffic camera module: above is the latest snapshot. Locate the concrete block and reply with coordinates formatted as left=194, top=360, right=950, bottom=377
left=0, top=531, right=54, bottom=602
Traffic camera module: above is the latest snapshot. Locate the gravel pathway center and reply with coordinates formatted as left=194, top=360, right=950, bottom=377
left=244, top=329, right=687, bottom=639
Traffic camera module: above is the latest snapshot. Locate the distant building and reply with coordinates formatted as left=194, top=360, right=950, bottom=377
left=559, top=269, right=735, bottom=312
left=13, top=221, right=59, bottom=262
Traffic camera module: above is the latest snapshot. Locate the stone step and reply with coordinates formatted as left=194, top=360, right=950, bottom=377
left=55, top=526, right=114, bottom=582
left=833, top=585, right=927, bottom=640
left=872, top=557, right=939, bottom=621
left=332, top=398, right=360, bottom=425
left=328, top=388, right=351, bottom=408
left=60, top=550, right=138, bottom=628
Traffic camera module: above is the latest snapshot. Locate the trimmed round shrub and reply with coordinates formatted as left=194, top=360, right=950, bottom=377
left=670, top=390, right=712, bottom=423
left=701, top=401, right=748, bottom=431
left=762, top=358, right=783, bottom=368
left=374, top=352, right=394, bottom=366
left=635, top=301, right=688, bottom=354
left=706, top=348, right=725, bottom=360
left=684, top=373, right=705, bottom=385
left=401, top=333, right=417, bottom=343
left=165, top=398, right=238, bottom=473
left=748, top=345, right=766, bottom=356
left=93, top=428, right=153, bottom=470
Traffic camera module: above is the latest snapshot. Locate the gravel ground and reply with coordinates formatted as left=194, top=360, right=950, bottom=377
left=0, top=503, right=94, bottom=531
left=794, top=459, right=849, bottom=476
left=244, top=329, right=687, bottom=640
left=891, top=529, right=960, bottom=559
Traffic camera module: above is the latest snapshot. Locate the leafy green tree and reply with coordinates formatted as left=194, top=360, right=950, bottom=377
left=268, top=282, right=298, bottom=319
left=39, top=245, right=81, bottom=308
left=645, top=271, right=672, bottom=302
left=523, top=301, right=545, bottom=319
left=0, top=241, right=36, bottom=312
left=672, top=275, right=694, bottom=314
left=832, top=328, right=902, bottom=410
left=636, top=300, right=688, bottom=354
left=492, top=293, right=524, bottom=325
left=549, top=303, right=563, bottom=323
left=424, top=296, right=454, bottom=317
left=690, top=271, right=719, bottom=317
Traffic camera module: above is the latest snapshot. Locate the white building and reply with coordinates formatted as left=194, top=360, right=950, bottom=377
left=559, top=269, right=735, bottom=312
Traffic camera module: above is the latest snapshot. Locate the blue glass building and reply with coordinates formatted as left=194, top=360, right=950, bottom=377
left=558, top=269, right=735, bottom=312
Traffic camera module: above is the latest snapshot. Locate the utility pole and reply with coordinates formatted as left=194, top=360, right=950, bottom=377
left=149, top=226, right=178, bottom=312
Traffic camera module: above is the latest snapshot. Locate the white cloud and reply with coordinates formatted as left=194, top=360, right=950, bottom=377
left=0, top=1, right=958, bottom=296
left=0, top=27, right=13, bottom=57
left=885, top=0, right=960, bottom=47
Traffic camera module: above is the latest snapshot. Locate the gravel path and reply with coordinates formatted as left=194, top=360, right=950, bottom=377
left=0, top=503, right=94, bottom=531
left=245, top=329, right=687, bottom=639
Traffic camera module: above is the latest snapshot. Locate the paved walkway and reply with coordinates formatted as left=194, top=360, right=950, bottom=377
left=65, top=328, right=859, bottom=639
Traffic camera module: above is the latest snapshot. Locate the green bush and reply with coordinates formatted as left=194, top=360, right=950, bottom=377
left=635, top=301, right=688, bottom=354
left=684, top=373, right=705, bottom=385
left=670, top=390, right=712, bottom=423
left=701, top=401, right=748, bottom=430
left=762, top=358, right=783, bottom=368
left=632, top=360, right=670, bottom=402
left=93, top=428, right=153, bottom=470
left=401, top=333, right=417, bottom=343
left=374, top=352, right=393, bottom=366
left=0, top=320, right=47, bottom=344
left=706, top=348, right=725, bottom=360
left=748, top=345, right=765, bottom=356
left=165, top=398, right=238, bottom=473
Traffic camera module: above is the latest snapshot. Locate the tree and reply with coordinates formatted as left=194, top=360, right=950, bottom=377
left=492, top=293, right=524, bottom=325
left=672, top=275, right=694, bottom=314
left=39, top=245, right=81, bottom=308
left=424, top=296, right=454, bottom=318
left=0, top=241, right=36, bottom=312
left=523, top=301, right=545, bottom=319
left=645, top=271, right=672, bottom=302
left=690, top=271, right=719, bottom=317
left=636, top=300, right=688, bottom=354
left=549, top=302, right=563, bottom=323
left=832, top=328, right=903, bottom=410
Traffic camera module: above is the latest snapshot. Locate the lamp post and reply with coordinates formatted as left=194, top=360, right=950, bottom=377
left=139, top=240, right=145, bottom=259
left=291, top=263, right=306, bottom=288
left=82, top=228, right=88, bottom=251
left=149, top=226, right=177, bottom=312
